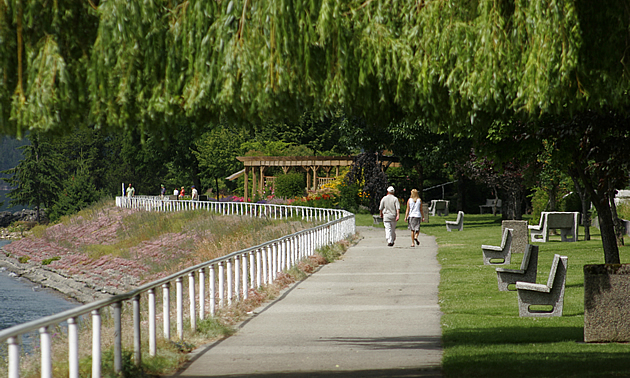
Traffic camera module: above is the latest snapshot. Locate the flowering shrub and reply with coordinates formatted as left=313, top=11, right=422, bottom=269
left=292, top=188, right=339, bottom=208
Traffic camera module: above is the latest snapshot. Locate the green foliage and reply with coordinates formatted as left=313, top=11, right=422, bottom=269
left=337, top=181, right=361, bottom=213
left=2, top=131, right=64, bottom=219
left=317, top=243, right=345, bottom=263
left=41, top=256, right=60, bottom=265
left=346, top=152, right=389, bottom=214
left=0, top=136, right=28, bottom=180
left=274, top=173, right=306, bottom=198
left=17, top=256, right=29, bottom=263
left=196, top=317, right=235, bottom=338
left=194, top=126, right=248, bottom=193
left=618, top=202, right=630, bottom=221
left=99, top=349, right=147, bottom=378
left=48, top=168, right=105, bottom=222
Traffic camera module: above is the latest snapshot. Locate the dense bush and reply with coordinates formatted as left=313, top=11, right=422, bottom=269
left=337, top=182, right=361, bottom=212
left=274, top=173, right=305, bottom=198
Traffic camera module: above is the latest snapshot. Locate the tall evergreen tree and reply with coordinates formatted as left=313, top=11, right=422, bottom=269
left=2, top=131, right=64, bottom=221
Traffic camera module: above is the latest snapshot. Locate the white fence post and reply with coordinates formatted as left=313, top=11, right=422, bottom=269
left=219, top=262, right=225, bottom=307
left=133, top=295, right=142, bottom=366
left=188, top=272, right=196, bottom=331
left=209, top=265, right=216, bottom=316
left=148, top=288, right=156, bottom=357
left=68, top=317, right=79, bottom=378
left=40, top=325, right=52, bottom=378
left=92, top=310, right=101, bottom=378
left=176, top=277, right=184, bottom=340
left=242, top=253, right=249, bottom=300
left=227, top=258, right=233, bottom=306
left=7, top=336, right=20, bottom=378
left=199, top=268, right=206, bottom=320
left=162, top=283, right=171, bottom=340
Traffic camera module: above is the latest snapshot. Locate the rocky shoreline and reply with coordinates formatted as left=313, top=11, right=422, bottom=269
left=0, top=209, right=47, bottom=228
left=0, top=247, right=115, bottom=304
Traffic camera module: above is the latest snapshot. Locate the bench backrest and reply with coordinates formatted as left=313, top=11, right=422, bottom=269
left=456, top=211, right=464, bottom=223
left=520, top=244, right=538, bottom=271
left=546, top=212, right=577, bottom=229
left=500, top=228, right=513, bottom=250
left=546, top=254, right=568, bottom=288
left=485, top=199, right=502, bottom=207
left=435, top=200, right=447, bottom=210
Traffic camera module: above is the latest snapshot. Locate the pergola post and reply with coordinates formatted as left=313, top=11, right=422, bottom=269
left=252, top=167, right=257, bottom=200
left=243, top=167, right=249, bottom=202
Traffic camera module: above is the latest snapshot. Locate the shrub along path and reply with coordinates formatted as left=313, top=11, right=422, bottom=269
left=170, top=226, right=443, bottom=377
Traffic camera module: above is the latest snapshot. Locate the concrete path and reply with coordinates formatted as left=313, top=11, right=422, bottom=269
left=170, top=226, right=443, bottom=377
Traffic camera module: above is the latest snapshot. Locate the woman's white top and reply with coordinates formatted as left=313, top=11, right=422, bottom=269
left=408, top=198, right=422, bottom=218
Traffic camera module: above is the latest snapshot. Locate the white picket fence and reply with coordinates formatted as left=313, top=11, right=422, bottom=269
left=0, top=197, right=355, bottom=378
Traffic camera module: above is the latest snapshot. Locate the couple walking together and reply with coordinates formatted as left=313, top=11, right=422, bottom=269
left=379, top=186, right=425, bottom=247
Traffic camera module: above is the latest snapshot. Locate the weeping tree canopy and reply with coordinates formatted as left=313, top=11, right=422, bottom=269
left=1, top=1, right=629, bottom=262
left=1, top=0, right=628, bottom=137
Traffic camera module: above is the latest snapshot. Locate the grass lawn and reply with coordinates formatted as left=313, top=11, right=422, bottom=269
left=356, top=212, right=630, bottom=377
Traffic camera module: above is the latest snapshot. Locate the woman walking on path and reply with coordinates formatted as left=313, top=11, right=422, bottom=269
left=405, top=189, right=425, bottom=247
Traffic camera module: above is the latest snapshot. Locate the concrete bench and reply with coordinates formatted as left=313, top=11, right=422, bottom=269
left=481, top=228, right=513, bottom=265
left=445, top=211, right=464, bottom=232
left=479, top=199, right=502, bottom=215
left=428, top=200, right=449, bottom=216
left=529, top=212, right=579, bottom=242
left=515, top=254, right=567, bottom=317
left=495, top=244, right=538, bottom=291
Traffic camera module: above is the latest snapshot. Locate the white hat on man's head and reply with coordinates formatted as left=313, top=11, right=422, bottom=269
left=387, top=186, right=395, bottom=193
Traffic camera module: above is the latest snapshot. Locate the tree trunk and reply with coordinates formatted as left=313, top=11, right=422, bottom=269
left=591, top=192, right=621, bottom=264
left=215, top=177, right=220, bottom=200
left=191, top=164, right=202, bottom=194
left=456, top=171, right=465, bottom=212
left=571, top=175, right=591, bottom=241
left=416, top=164, right=424, bottom=197
left=501, top=186, right=523, bottom=220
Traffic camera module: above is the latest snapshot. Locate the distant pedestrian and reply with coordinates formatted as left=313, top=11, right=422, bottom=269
left=404, top=189, right=425, bottom=247
left=179, top=186, right=185, bottom=199
left=160, top=184, right=166, bottom=199
left=379, top=186, right=400, bottom=246
left=191, top=185, right=198, bottom=201
left=127, top=183, right=135, bottom=198
left=173, top=188, right=179, bottom=197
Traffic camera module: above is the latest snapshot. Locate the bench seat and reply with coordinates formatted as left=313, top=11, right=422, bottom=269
left=515, top=254, right=567, bottom=317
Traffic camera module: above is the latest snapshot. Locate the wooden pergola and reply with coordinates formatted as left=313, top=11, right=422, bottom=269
left=233, top=155, right=400, bottom=201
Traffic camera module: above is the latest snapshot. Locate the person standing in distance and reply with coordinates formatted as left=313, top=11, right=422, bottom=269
left=379, top=186, right=400, bottom=247
left=191, top=185, right=198, bottom=200
left=404, top=189, right=425, bottom=247
left=127, top=183, right=135, bottom=198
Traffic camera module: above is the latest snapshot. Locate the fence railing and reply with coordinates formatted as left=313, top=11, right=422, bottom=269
left=0, top=197, right=355, bottom=378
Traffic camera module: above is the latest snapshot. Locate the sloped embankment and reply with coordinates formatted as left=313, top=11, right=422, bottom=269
left=0, top=202, right=309, bottom=303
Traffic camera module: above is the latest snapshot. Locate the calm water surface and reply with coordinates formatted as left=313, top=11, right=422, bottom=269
left=0, top=240, right=79, bottom=334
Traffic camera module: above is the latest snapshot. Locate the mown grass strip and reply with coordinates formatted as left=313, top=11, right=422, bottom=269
left=415, top=213, right=630, bottom=377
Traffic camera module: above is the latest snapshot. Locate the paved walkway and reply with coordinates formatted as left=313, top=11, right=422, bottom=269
left=170, top=226, right=443, bottom=377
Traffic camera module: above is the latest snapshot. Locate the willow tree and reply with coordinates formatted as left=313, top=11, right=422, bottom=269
left=1, top=0, right=629, bottom=261
left=0, top=0, right=99, bottom=136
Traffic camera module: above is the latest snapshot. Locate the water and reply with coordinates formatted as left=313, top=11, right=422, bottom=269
left=0, top=240, right=79, bottom=351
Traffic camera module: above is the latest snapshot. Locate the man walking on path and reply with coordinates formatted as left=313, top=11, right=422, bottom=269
left=379, top=186, right=400, bottom=246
